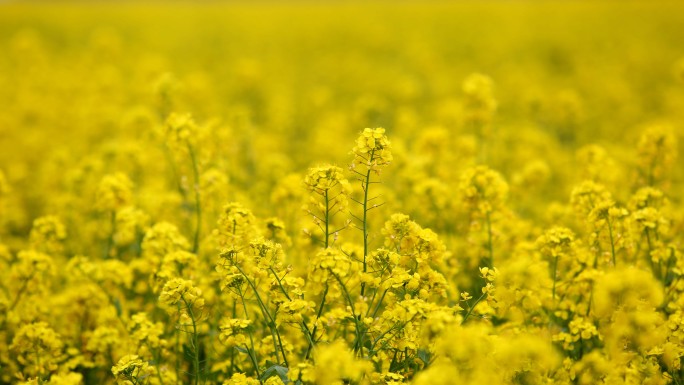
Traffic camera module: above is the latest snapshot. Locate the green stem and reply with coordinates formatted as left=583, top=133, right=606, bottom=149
left=268, top=266, right=315, bottom=344
left=485, top=210, right=494, bottom=268
left=187, top=141, right=202, bottom=254
left=607, top=218, right=617, bottom=267
left=153, top=348, right=166, bottom=385
left=9, top=274, right=33, bottom=311
left=360, top=149, right=375, bottom=297
left=331, top=272, right=363, bottom=355
left=368, top=289, right=388, bottom=319
left=104, top=210, right=116, bottom=259
left=237, top=288, right=262, bottom=379
left=230, top=300, right=236, bottom=374
left=234, top=265, right=289, bottom=366
left=176, top=302, right=181, bottom=384
left=462, top=292, right=487, bottom=324
left=305, top=283, right=329, bottom=359
left=181, top=296, right=201, bottom=385
left=645, top=228, right=661, bottom=280
left=552, top=255, right=559, bottom=301
left=368, top=321, right=409, bottom=356
left=34, top=341, right=43, bottom=380
left=324, top=189, right=329, bottom=248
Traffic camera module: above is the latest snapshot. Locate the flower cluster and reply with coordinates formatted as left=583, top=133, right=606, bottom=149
left=2, top=4, right=684, bottom=385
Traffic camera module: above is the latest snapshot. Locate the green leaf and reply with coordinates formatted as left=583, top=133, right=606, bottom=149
left=416, top=348, right=431, bottom=366
left=113, top=297, right=122, bottom=317
left=260, top=363, right=289, bottom=383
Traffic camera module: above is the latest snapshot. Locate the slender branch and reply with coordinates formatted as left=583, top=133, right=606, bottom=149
left=360, top=149, right=375, bottom=297
left=187, top=141, right=202, bottom=254
left=462, top=292, right=487, bottom=324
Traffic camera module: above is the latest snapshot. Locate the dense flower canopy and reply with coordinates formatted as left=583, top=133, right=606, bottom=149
left=1, top=2, right=684, bottom=385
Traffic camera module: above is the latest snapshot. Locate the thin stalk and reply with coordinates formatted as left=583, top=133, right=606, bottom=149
left=104, top=210, right=116, bottom=259
left=175, top=302, right=181, bottom=384
left=234, top=265, right=289, bottom=366
left=324, top=189, right=329, bottom=248
left=268, top=266, right=315, bottom=343
left=187, top=142, right=202, bottom=254
left=9, top=274, right=33, bottom=311
left=237, top=289, right=262, bottom=379
left=585, top=284, right=594, bottom=316
left=360, top=149, right=375, bottom=297
left=607, top=218, right=617, bottom=267
left=332, top=272, right=363, bottom=355
left=485, top=210, right=494, bottom=268
left=552, top=255, right=559, bottom=301
left=230, top=300, right=236, bottom=374
left=462, top=292, right=487, bottom=324
left=35, top=341, right=43, bottom=381
left=645, top=229, right=661, bottom=280
left=153, top=348, right=166, bottom=385
left=305, top=283, right=329, bottom=359
left=181, top=296, right=201, bottom=385
left=368, top=289, right=389, bottom=318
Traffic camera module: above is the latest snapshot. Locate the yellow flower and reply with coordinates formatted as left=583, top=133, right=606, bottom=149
left=29, top=215, right=67, bottom=254
left=593, top=267, right=663, bottom=317
left=218, top=318, right=252, bottom=347
left=128, top=312, right=166, bottom=350
left=96, top=172, right=134, bottom=212
left=637, top=124, right=678, bottom=185
left=462, top=72, right=497, bottom=129
left=351, top=127, right=393, bottom=168
left=309, top=248, right=352, bottom=283
left=159, top=278, right=204, bottom=314
left=164, top=112, right=198, bottom=150
left=222, top=372, right=261, bottom=385
left=112, top=354, right=151, bottom=384
left=142, top=222, right=190, bottom=260
left=569, top=180, right=611, bottom=218
left=11, top=322, right=64, bottom=377
left=313, top=340, right=371, bottom=384
left=536, top=226, right=576, bottom=258
left=86, top=326, right=121, bottom=360
left=458, top=165, right=508, bottom=218
left=114, top=206, right=149, bottom=246
left=214, top=202, right=261, bottom=248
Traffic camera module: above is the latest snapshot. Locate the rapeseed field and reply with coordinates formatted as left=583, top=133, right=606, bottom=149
left=1, top=1, right=684, bottom=384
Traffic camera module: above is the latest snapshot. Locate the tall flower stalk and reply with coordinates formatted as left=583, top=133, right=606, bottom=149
left=349, top=128, right=392, bottom=296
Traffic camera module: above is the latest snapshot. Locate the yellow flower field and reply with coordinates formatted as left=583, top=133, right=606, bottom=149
left=1, top=1, right=684, bottom=384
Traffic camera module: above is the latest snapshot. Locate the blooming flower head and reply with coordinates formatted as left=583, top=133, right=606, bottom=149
left=159, top=278, right=205, bottom=315
left=29, top=215, right=67, bottom=254
left=458, top=165, right=508, bottom=217
left=569, top=180, right=611, bottom=218
left=351, top=127, right=393, bottom=168
left=218, top=318, right=252, bottom=347
left=312, top=340, right=371, bottom=385
left=142, top=222, right=190, bottom=260
left=462, top=73, right=497, bottom=129
left=11, top=322, right=64, bottom=377
left=164, top=112, right=198, bottom=150
left=96, top=172, right=134, bottom=212
left=214, top=202, right=261, bottom=248
left=304, top=165, right=351, bottom=196
left=309, top=247, right=352, bottom=283
left=112, top=354, right=152, bottom=384
left=536, top=226, right=576, bottom=258
left=128, top=312, right=166, bottom=350
left=637, top=124, right=678, bottom=185
left=593, top=268, right=663, bottom=317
